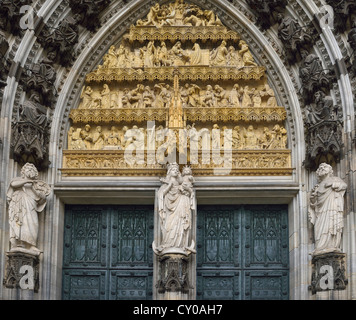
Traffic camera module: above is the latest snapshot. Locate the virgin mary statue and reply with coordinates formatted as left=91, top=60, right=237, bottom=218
left=153, top=163, right=196, bottom=256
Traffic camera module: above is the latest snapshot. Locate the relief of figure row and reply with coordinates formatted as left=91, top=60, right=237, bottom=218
left=98, top=39, right=256, bottom=69
left=79, top=83, right=278, bottom=109
left=68, top=123, right=288, bottom=151
left=136, top=1, right=223, bottom=27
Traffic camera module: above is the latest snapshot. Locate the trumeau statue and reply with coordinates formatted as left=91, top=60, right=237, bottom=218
left=7, top=163, right=51, bottom=255
left=308, top=163, right=347, bottom=256
left=153, top=163, right=196, bottom=256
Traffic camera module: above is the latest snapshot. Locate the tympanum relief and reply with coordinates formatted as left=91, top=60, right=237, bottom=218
left=62, top=0, right=292, bottom=177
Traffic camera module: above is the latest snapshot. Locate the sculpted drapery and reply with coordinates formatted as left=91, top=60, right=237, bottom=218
left=7, top=163, right=51, bottom=254
left=153, top=163, right=196, bottom=256
left=308, top=163, right=347, bottom=255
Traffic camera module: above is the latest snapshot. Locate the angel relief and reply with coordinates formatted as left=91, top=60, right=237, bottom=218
left=63, top=0, right=292, bottom=177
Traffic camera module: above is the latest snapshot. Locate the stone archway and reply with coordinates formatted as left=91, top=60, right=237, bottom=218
left=0, top=0, right=355, bottom=300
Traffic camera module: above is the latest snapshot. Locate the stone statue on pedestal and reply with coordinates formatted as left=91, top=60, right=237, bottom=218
left=7, top=163, right=51, bottom=255
left=308, top=163, right=347, bottom=256
left=153, top=163, right=196, bottom=256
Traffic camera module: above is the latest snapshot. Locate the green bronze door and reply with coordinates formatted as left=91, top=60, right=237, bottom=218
left=62, top=205, right=154, bottom=300
left=197, top=205, right=289, bottom=300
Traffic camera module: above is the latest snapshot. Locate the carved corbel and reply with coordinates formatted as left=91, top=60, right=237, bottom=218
left=309, top=253, right=348, bottom=295
left=3, top=252, right=40, bottom=293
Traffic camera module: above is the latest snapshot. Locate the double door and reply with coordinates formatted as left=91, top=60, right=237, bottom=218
left=62, top=204, right=289, bottom=300
left=62, top=205, right=154, bottom=300
left=196, top=205, right=289, bottom=300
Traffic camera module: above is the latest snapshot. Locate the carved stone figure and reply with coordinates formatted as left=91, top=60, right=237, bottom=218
left=214, top=85, right=228, bottom=107
left=0, top=0, right=32, bottom=35
left=270, top=124, right=287, bottom=149
left=189, top=43, right=203, bottom=65
left=244, top=125, right=258, bottom=149
left=262, top=84, right=278, bottom=108
left=260, top=127, right=273, bottom=149
left=38, top=15, right=80, bottom=67
left=105, top=126, right=121, bottom=148
left=277, top=14, right=313, bottom=64
left=246, top=0, right=288, bottom=29
left=23, top=57, right=57, bottom=107
left=305, top=91, right=335, bottom=126
left=100, top=84, right=111, bottom=109
left=7, top=163, right=51, bottom=255
left=170, top=41, right=189, bottom=66
left=241, top=86, right=254, bottom=107
left=308, top=163, right=347, bottom=255
left=80, top=124, right=94, bottom=149
left=92, top=126, right=105, bottom=150
left=153, top=163, right=196, bottom=256
left=227, top=46, right=243, bottom=67
left=210, top=40, right=228, bottom=66
left=68, top=0, right=112, bottom=31
left=299, top=53, right=334, bottom=104
left=325, top=0, right=356, bottom=33
left=239, top=40, right=257, bottom=66
left=233, top=126, right=243, bottom=149
left=11, top=93, right=50, bottom=169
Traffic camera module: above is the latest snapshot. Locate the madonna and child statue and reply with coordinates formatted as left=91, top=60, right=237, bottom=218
left=153, top=163, right=196, bottom=257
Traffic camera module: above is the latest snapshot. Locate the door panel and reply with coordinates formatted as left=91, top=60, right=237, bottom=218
left=197, top=205, right=289, bottom=300
left=63, top=205, right=153, bottom=300
left=63, top=206, right=110, bottom=269
left=197, top=271, right=241, bottom=300
left=197, top=206, right=241, bottom=269
left=62, top=270, right=107, bottom=300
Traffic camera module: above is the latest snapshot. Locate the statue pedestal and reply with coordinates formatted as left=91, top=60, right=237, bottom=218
left=3, top=251, right=40, bottom=299
left=156, top=254, right=191, bottom=300
left=309, top=251, right=348, bottom=299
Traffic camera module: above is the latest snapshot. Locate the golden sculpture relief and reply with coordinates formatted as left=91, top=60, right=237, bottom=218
left=62, top=0, right=293, bottom=177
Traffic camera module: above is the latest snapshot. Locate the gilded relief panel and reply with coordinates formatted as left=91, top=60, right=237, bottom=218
left=62, top=0, right=292, bottom=177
